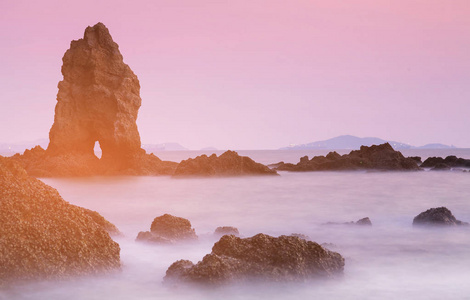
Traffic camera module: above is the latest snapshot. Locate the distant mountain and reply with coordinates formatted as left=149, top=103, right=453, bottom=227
left=142, top=143, right=188, bottom=151
left=280, top=135, right=456, bottom=150
left=280, top=135, right=412, bottom=150
left=416, top=143, right=456, bottom=149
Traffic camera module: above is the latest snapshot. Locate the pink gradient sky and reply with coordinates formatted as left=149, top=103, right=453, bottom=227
left=1, top=0, right=469, bottom=149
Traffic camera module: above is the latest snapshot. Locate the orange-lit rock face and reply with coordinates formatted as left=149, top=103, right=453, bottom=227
left=47, top=22, right=142, bottom=166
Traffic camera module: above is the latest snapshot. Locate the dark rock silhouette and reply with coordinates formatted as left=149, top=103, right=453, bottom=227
left=10, top=23, right=177, bottom=177
left=164, top=234, right=344, bottom=285
left=274, top=143, right=419, bottom=171
left=173, top=150, right=278, bottom=177
left=136, top=214, right=197, bottom=244
left=324, top=217, right=372, bottom=226
left=413, top=207, right=468, bottom=226
left=408, top=156, right=422, bottom=164
left=0, top=157, right=120, bottom=284
left=355, top=217, right=372, bottom=226
left=420, top=156, right=470, bottom=170
left=214, top=226, right=240, bottom=237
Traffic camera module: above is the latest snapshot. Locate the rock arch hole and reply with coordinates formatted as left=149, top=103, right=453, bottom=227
left=94, top=141, right=102, bottom=159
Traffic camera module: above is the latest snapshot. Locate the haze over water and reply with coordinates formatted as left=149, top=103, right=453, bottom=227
left=2, top=149, right=470, bottom=300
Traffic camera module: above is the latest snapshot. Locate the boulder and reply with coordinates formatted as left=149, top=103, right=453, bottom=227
left=136, top=214, right=197, bottom=244
left=164, top=234, right=344, bottom=285
left=0, top=157, right=120, bottom=284
left=214, top=226, right=240, bottom=237
left=173, top=151, right=278, bottom=177
left=81, top=208, right=122, bottom=236
left=413, top=207, right=468, bottom=226
left=10, top=22, right=177, bottom=177
left=274, top=143, right=420, bottom=172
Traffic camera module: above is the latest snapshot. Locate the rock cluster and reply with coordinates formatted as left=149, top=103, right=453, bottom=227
left=164, top=234, right=344, bottom=285
left=136, top=214, right=197, bottom=244
left=273, top=143, right=419, bottom=171
left=413, top=207, right=468, bottom=226
left=10, top=23, right=177, bottom=177
left=0, top=157, right=121, bottom=284
left=324, top=217, right=372, bottom=226
left=420, top=156, right=470, bottom=170
left=173, top=150, right=278, bottom=177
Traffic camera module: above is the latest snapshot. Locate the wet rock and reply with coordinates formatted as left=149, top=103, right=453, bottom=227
left=136, top=214, right=197, bottom=244
left=173, top=150, right=278, bottom=177
left=164, top=234, right=344, bottom=285
left=413, top=207, right=468, bottom=226
left=214, top=226, right=239, bottom=237
left=9, top=23, right=177, bottom=177
left=0, top=157, right=120, bottom=284
left=274, top=143, right=419, bottom=172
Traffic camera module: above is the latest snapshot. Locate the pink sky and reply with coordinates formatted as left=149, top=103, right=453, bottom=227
left=1, top=0, right=469, bottom=149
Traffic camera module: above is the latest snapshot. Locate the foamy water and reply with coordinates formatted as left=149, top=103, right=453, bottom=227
left=2, top=150, right=470, bottom=299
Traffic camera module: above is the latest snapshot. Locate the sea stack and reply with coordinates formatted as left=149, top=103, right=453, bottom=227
left=11, top=23, right=178, bottom=176
left=47, top=22, right=143, bottom=171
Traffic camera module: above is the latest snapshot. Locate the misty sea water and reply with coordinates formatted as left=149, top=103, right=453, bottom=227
left=2, top=149, right=470, bottom=300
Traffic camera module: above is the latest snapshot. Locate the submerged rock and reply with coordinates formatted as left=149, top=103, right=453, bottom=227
left=0, top=157, right=120, bottom=284
left=413, top=207, right=468, bottom=226
left=214, top=226, right=240, bottom=237
left=164, top=234, right=344, bottom=285
left=173, top=150, right=278, bottom=177
left=355, top=217, right=372, bottom=226
left=274, top=143, right=419, bottom=172
left=136, top=214, right=197, bottom=244
left=10, top=22, right=177, bottom=177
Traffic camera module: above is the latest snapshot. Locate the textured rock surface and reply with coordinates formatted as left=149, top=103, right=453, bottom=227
left=9, top=23, right=177, bottom=176
left=47, top=22, right=142, bottom=167
left=173, top=151, right=278, bottom=177
left=164, top=234, right=344, bottom=285
left=81, top=208, right=122, bottom=236
left=274, top=143, right=419, bottom=171
left=0, top=156, right=120, bottom=284
left=214, top=226, right=240, bottom=237
left=413, top=207, right=468, bottom=226
left=136, top=214, right=197, bottom=244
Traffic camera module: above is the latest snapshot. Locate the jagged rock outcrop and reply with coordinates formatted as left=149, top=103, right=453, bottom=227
left=0, top=156, right=120, bottom=284
left=173, top=151, right=278, bottom=177
left=136, top=214, right=197, bottom=244
left=164, top=234, right=344, bottom=285
left=274, top=143, right=419, bottom=172
left=413, top=207, right=468, bottom=226
left=420, top=156, right=470, bottom=170
left=214, top=226, right=240, bottom=237
left=9, top=23, right=177, bottom=177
